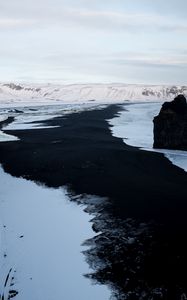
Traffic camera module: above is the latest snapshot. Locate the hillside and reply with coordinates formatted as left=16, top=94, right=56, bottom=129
left=0, top=82, right=187, bottom=106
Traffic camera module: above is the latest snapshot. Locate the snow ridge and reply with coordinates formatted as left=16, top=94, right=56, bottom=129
left=0, top=83, right=187, bottom=105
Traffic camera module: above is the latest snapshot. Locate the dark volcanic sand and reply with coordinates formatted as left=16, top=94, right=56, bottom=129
left=1, top=104, right=187, bottom=299
left=0, top=104, right=187, bottom=224
left=0, top=116, right=14, bottom=130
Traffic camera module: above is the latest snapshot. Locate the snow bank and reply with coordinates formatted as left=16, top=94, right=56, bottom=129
left=0, top=131, right=18, bottom=142
left=108, top=102, right=187, bottom=172
left=0, top=167, right=110, bottom=300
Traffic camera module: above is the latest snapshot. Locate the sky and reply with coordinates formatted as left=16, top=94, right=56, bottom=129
left=0, top=0, right=187, bottom=85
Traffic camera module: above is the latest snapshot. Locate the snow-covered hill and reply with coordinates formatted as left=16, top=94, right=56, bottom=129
left=0, top=82, right=187, bottom=106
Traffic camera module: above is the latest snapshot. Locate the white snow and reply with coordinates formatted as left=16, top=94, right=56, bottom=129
left=5, top=114, right=59, bottom=131
left=0, top=166, right=111, bottom=300
left=108, top=102, right=187, bottom=172
left=0, top=82, right=186, bottom=106
left=0, top=114, right=18, bottom=141
left=0, top=131, right=18, bottom=142
left=0, top=82, right=186, bottom=142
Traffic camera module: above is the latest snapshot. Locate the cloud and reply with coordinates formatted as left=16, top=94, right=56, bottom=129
left=106, top=51, right=187, bottom=69
left=0, top=18, right=36, bottom=29
left=1, top=2, right=187, bottom=33
left=0, top=0, right=186, bottom=84
left=66, top=9, right=187, bottom=33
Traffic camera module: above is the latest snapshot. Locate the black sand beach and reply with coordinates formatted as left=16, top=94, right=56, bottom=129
left=0, top=105, right=187, bottom=223
left=1, top=104, right=187, bottom=298
left=0, top=116, right=14, bottom=130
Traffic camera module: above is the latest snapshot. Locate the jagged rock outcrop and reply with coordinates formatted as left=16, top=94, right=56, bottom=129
left=153, top=95, right=187, bottom=150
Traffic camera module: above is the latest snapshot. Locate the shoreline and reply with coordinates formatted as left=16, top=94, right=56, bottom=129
left=0, top=104, right=187, bottom=224
left=109, top=102, right=187, bottom=173
left=1, top=103, right=187, bottom=298
left=0, top=166, right=111, bottom=300
left=0, top=116, right=15, bottom=130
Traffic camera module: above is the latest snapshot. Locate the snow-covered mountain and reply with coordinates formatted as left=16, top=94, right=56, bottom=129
left=0, top=82, right=187, bottom=106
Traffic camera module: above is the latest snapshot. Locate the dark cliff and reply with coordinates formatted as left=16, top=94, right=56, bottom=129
left=153, top=95, right=187, bottom=150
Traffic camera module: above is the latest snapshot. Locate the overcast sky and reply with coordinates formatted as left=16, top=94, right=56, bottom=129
left=0, top=0, right=187, bottom=84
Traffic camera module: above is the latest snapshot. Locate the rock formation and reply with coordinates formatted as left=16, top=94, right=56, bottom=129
left=153, top=95, right=187, bottom=150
